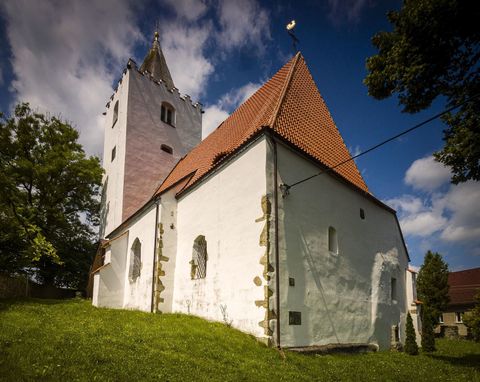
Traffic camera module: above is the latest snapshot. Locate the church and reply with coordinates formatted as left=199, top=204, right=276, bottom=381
left=91, top=32, right=421, bottom=350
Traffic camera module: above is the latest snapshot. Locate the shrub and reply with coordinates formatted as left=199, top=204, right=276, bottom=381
left=405, top=312, right=419, bottom=355
left=421, top=307, right=436, bottom=352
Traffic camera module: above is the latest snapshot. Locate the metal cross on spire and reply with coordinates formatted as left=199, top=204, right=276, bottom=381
left=286, top=20, right=300, bottom=53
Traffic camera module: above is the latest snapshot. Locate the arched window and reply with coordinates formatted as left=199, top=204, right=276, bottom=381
left=161, top=102, right=175, bottom=126
left=112, top=100, right=119, bottom=127
left=129, top=238, right=141, bottom=282
left=328, top=226, right=338, bottom=254
left=190, top=235, right=207, bottom=279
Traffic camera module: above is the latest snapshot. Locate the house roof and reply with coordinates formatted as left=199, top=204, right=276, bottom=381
left=448, top=267, right=480, bottom=306
left=156, top=52, right=368, bottom=196
left=139, top=32, right=175, bottom=89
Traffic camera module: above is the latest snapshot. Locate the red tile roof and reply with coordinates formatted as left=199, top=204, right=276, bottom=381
left=156, top=52, right=368, bottom=196
left=448, top=267, right=480, bottom=306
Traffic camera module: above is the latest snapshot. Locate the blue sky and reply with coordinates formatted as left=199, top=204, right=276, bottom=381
left=0, top=0, right=479, bottom=270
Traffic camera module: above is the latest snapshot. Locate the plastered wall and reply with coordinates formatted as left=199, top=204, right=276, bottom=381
left=274, top=142, right=409, bottom=350
left=94, top=232, right=128, bottom=308
left=121, top=204, right=159, bottom=312
left=172, top=137, right=268, bottom=339
left=100, top=71, right=130, bottom=237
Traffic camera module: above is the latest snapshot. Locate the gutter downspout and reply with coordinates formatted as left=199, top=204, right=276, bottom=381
left=150, top=197, right=160, bottom=313
left=272, top=137, right=281, bottom=348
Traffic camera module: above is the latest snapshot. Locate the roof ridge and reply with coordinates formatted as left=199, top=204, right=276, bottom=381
left=268, top=52, right=301, bottom=128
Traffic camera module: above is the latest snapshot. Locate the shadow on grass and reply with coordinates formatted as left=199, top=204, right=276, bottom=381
left=428, top=354, right=480, bottom=370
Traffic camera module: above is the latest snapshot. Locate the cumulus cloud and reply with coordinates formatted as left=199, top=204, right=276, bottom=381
left=159, top=0, right=269, bottom=103
left=2, top=0, right=142, bottom=156
left=327, top=0, right=371, bottom=24
left=387, top=157, right=480, bottom=244
left=405, top=156, right=451, bottom=192
left=202, top=105, right=229, bottom=138
left=439, top=182, right=480, bottom=242
left=202, top=81, right=262, bottom=137
left=160, top=22, right=214, bottom=99
left=3, top=0, right=272, bottom=156
left=216, top=0, right=271, bottom=52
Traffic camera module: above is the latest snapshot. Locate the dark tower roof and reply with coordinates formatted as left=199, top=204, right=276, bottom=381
left=139, top=31, right=175, bottom=89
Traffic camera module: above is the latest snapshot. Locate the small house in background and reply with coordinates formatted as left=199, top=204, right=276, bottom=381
left=438, top=267, right=480, bottom=338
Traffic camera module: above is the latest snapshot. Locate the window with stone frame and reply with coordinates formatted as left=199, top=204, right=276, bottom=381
left=160, top=102, right=175, bottom=126
left=190, top=235, right=207, bottom=279
left=129, top=238, right=142, bottom=282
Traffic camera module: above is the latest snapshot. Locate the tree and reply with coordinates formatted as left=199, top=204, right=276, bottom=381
left=416, top=250, right=450, bottom=322
left=463, top=290, right=480, bottom=341
left=421, top=306, right=436, bottom=352
left=0, top=103, right=103, bottom=289
left=364, top=0, right=480, bottom=183
left=405, top=312, right=419, bottom=355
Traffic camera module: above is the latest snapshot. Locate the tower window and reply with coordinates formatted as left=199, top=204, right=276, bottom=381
left=360, top=208, right=365, bottom=219
left=111, top=146, right=116, bottom=162
left=161, top=102, right=175, bottom=126
left=161, top=144, right=173, bottom=154
left=328, top=226, right=338, bottom=254
left=112, top=100, right=119, bottom=127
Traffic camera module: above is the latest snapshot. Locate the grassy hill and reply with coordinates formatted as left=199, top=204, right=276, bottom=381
left=0, top=299, right=479, bottom=381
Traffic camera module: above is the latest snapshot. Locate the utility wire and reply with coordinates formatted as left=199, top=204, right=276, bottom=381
left=281, top=93, right=480, bottom=194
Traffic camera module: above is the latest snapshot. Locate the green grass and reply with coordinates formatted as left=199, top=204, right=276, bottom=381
left=0, top=299, right=479, bottom=381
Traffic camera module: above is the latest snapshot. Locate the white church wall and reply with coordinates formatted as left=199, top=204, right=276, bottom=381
left=406, top=269, right=422, bottom=345
left=95, top=232, right=129, bottom=308
left=156, top=189, right=178, bottom=313
left=121, top=203, right=159, bottom=312
left=274, top=142, right=409, bottom=350
left=100, top=70, right=130, bottom=237
left=172, top=137, right=268, bottom=339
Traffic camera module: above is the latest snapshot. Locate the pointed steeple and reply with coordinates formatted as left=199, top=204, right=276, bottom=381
left=140, top=31, right=175, bottom=89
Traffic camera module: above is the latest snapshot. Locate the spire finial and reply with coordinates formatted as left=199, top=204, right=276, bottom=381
left=154, top=20, right=160, bottom=42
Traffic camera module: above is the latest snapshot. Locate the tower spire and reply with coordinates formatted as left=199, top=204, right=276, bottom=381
left=140, top=30, right=175, bottom=89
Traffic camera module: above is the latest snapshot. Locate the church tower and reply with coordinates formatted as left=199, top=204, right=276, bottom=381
left=100, top=32, right=203, bottom=237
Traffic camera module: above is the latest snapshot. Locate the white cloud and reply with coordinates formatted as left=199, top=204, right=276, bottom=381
left=2, top=0, right=272, bottom=155
left=202, top=81, right=262, bottom=138
left=161, top=22, right=214, bottom=99
left=400, top=210, right=448, bottom=237
left=2, top=0, right=142, bottom=156
left=387, top=195, right=426, bottom=215
left=404, top=155, right=451, bottom=192
left=440, top=182, right=480, bottom=242
left=387, top=174, right=480, bottom=244
left=202, top=105, right=229, bottom=138
left=327, top=0, right=371, bottom=24
left=216, top=0, right=271, bottom=52
left=218, top=81, right=261, bottom=109
left=163, top=0, right=207, bottom=21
